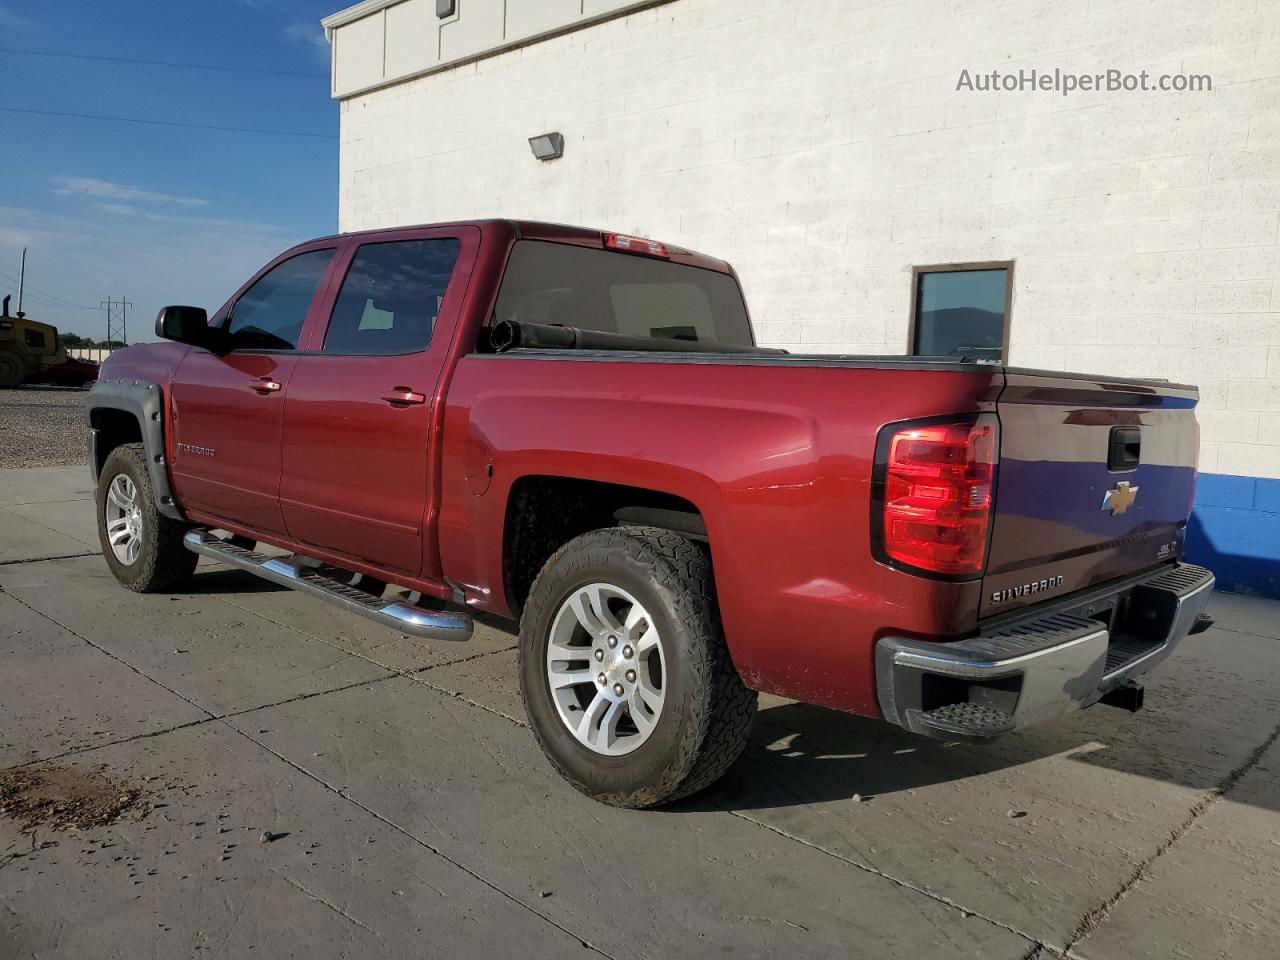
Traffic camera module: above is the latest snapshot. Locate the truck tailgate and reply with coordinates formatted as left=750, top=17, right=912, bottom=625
left=982, top=372, right=1200, bottom=618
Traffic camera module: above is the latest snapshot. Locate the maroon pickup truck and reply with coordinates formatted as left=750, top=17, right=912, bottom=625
left=87, top=219, right=1215, bottom=807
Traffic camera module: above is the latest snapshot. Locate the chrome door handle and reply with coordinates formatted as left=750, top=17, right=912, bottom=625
left=380, top=387, right=426, bottom=406
left=250, top=378, right=282, bottom=394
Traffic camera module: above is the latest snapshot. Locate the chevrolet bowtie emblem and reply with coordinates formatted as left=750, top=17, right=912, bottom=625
left=1102, top=481, right=1139, bottom=516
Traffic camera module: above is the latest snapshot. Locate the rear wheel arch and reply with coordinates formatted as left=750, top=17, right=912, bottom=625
left=501, top=474, right=713, bottom=618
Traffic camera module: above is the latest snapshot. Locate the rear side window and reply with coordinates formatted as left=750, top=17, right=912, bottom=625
left=228, top=249, right=335, bottom=351
left=324, top=238, right=461, bottom=356
left=492, top=241, right=753, bottom=347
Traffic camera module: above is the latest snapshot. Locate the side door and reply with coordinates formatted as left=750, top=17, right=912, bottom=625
left=278, top=228, right=477, bottom=579
left=169, top=246, right=338, bottom=536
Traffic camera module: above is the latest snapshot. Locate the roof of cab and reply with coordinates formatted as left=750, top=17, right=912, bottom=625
left=307, top=218, right=736, bottom=275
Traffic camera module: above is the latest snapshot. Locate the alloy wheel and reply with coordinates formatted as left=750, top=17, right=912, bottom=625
left=545, top=582, right=667, bottom=756
left=104, top=473, right=143, bottom=565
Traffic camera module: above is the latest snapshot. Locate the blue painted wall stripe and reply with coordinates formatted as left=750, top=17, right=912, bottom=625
left=1184, top=473, right=1280, bottom=600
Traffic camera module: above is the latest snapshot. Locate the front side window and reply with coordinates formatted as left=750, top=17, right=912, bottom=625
left=911, top=265, right=1011, bottom=363
left=492, top=241, right=753, bottom=348
left=323, top=238, right=461, bottom=355
left=24, top=329, right=46, bottom=349
left=227, top=248, right=335, bottom=351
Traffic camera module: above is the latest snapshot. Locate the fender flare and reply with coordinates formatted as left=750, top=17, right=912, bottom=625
left=87, top=377, right=185, bottom=521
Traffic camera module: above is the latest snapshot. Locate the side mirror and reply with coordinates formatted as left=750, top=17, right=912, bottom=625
left=155, top=306, right=215, bottom=349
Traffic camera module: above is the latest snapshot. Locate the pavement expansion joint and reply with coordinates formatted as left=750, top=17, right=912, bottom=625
left=2, top=585, right=403, bottom=768
left=227, top=720, right=618, bottom=959
left=3, top=576, right=617, bottom=958
left=1059, top=715, right=1280, bottom=955
left=0, top=550, right=100, bottom=567
left=722, top=806, right=1059, bottom=956
left=217, top=595, right=528, bottom=727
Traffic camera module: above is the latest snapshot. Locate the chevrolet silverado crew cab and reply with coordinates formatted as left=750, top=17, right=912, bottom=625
left=87, top=219, right=1215, bottom=808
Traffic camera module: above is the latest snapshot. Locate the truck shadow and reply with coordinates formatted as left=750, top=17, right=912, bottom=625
left=681, top=702, right=1063, bottom=811
left=178, top=567, right=290, bottom=595
left=683, top=695, right=1278, bottom=814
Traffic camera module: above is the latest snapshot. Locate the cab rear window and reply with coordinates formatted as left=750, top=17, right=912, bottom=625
left=492, top=240, right=753, bottom=347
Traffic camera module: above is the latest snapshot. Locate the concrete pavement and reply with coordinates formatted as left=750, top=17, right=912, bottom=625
left=2, top=465, right=1278, bottom=959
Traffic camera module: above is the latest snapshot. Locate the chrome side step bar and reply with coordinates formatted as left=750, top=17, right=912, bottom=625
left=183, top=529, right=473, bottom=642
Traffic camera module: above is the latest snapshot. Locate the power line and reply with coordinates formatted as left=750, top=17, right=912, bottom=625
left=16, top=301, right=98, bottom=313
left=0, top=105, right=337, bottom=139
left=0, top=272, right=99, bottom=310
left=0, top=47, right=328, bottom=79
left=0, top=287, right=99, bottom=311
left=3, top=282, right=93, bottom=309
left=0, top=282, right=95, bottom=311
left=0, top=269, right=99, bottom=310
left=30, top=301, right=102, bottom=313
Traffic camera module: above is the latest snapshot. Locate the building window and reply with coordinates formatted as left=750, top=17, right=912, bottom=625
left=909, top=263, right=1012, bottom=364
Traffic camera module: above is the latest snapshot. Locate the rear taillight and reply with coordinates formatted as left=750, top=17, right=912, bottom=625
left=873, top=414, right=999, bottom=577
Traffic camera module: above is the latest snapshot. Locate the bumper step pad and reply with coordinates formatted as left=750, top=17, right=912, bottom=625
left=183, top=529, right=473, bottom=642
left=1104, top=635, right=1164, bottom=675
left=916, top=703, right=1015, bottom=737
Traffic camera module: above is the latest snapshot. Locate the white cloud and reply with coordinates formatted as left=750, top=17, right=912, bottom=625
left=94, top=203, right=140, bottom=217
left=0, top=204, right=300, bottom=340
left=285, top=21, right=330, bottom=61
left=52, top=176, right=208, bottom=208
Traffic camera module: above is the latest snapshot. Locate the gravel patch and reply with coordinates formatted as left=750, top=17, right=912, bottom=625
left=0, top=386, right=89, bottom=469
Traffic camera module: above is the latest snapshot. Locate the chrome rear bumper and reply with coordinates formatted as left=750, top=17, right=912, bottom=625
left=876, top=563, right=1215, bottom=740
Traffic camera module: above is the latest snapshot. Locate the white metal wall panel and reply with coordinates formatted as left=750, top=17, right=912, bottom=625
left=333, top=11, right=386, bottom=96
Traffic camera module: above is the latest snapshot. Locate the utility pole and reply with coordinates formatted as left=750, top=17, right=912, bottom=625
left=17, top=248, right=25, bottom=315
left=100, top=296, right=133, bottom=348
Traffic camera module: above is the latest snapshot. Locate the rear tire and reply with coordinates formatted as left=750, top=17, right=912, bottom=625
left=519, top=526, right=757, bottom=808
left=97, top=443, right=197, bottom=592
left=0, top=352, right=23, bottom=388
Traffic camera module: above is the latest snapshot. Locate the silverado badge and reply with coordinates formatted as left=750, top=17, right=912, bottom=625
left=1102, top=481, right=1139, bottom=516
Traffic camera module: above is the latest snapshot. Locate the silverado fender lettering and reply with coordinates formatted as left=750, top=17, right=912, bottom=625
left=85, top=218, right=1212, bottom=808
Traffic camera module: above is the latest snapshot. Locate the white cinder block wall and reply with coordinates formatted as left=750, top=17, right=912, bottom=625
left=334, top=0, right=1280, bottom=481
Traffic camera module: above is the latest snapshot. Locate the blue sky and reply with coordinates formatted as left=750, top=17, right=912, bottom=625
left=0, top=0, right=341, bottom=340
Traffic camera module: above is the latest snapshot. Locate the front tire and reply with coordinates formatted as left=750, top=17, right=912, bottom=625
left=519, top=526, right=757, bottom=808
left=97, top=443, right=197, bottom=592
